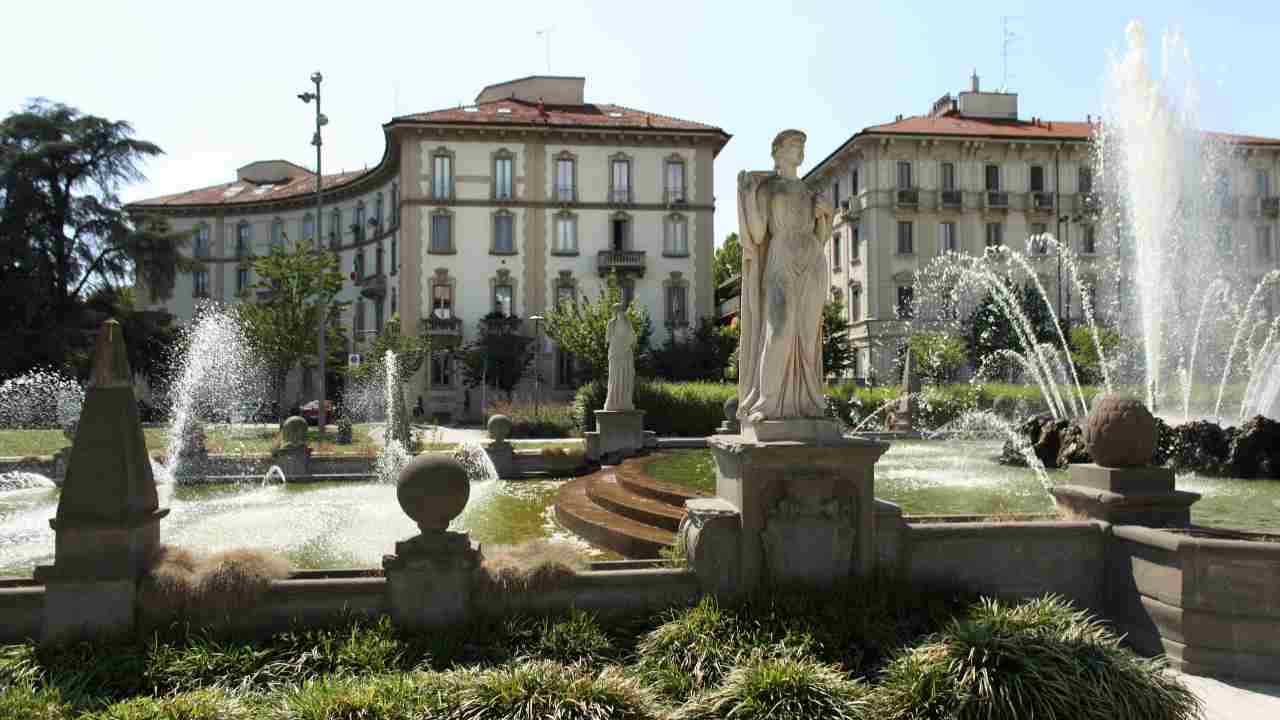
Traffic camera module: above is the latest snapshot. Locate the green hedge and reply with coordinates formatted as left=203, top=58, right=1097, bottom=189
left=486, top=400, right=579, bottom=439
left=825, top=382, right=1107, bottom=430
left=575, top=381, right=736, bottom=437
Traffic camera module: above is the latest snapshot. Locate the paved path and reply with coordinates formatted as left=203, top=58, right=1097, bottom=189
left=1177, top=673, right=1280, bottom=719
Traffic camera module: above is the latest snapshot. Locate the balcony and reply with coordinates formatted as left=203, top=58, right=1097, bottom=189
left=895, top=188, right=919, bottom=209
left=597, top=249, right=646, bottom=277
left=1031, top=192, right=1055, bottom=212
left=985, top=191, right=1010, bottom=211
left=939, top=189, right=962, bottom=209
left=1262, top=196, right=1280, bottom=217
left=357, top=272, right=386, bottom=299
left=608, top=188, right=632, bottom=205
left=421, top=316, right=463, bottom=347
left=481, top=314, right=524, bottom=335
left=665, top=188, right=688, bottom=206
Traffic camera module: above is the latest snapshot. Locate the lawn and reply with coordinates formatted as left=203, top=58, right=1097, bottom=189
left=0, top=424, right=381, bottom=458
left=644, top=450, right=716, bottom=494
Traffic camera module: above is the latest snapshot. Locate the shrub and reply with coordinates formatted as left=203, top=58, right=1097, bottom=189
left=872, top=595, right=1202, bottom=720
left=674, top=652, right=870, bottom=720
left=448, top=660, right=660, bottom=720
left=575, top=381, right=735, bottom=436
left=480, top=539, right=587, bottom=594
left=276, top=673, right=456, bottom=720
left=486, top=399, right=578, bottom=439
left=140, top=546, right=290, bottom=626
left=515, top=610, right=616, bottom=665
left=336, top=416, right=354, bottom=444
left=91, top=687, right=250, bottom=720
left=0, top=683, right=69, bottom=720
left=824, top=381, right=1093, bottom=430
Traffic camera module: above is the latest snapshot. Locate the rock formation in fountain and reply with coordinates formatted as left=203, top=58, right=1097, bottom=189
left=735, top=129, right=836, bottom=440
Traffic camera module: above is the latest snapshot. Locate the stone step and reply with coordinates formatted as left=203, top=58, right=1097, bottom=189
left=586, top=474, right=686, bottom=532
left=616, top=456, right=711, bottom=507
left=554, top=476, right=673, bottom=559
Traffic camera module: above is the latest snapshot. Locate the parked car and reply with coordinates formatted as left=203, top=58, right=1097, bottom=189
left=300, top=400, right=335, bottom=425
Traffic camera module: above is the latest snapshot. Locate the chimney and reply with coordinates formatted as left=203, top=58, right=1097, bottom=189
left=971, top=69, right=980, bottom=92
left=1087, top=114, right=1092, bottom=124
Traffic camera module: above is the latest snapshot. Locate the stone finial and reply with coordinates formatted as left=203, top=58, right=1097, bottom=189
left=280, top=416, right=309, bottom=449
left=724, top=396, right=739, bottom=422
left=487, top=414, right=512, bottom=444
left=1085, top=394, right=1157, bottom=467
left=88, top=319, right=133, bottom=389
left=397, top=454, right=470, bottom=532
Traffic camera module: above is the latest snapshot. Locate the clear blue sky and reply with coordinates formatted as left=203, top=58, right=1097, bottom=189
left=4, top=0, right=1277, bottom=246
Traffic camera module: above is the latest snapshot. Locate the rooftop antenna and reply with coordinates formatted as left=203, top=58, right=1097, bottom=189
left=536, top=26, right=556, bottom=74
left=1001, top=15, right=1024, bottom=91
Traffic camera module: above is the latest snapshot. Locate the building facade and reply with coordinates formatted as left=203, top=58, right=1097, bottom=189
left=129, top=76, right=729, bottom=420
left=804, top=75, right=1280, bottom=382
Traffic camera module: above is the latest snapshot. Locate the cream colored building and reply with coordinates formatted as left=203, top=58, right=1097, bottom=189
left=130, top=76, right=730, bottom=420
left=804, top=75, right=1280, bottom=382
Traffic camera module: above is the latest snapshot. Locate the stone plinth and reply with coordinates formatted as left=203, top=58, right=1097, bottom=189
left=382, top=531, right=482, bottom=631
left=681, top=497, right=742, bottom=597
left=741, top=418, right=846, bottom=444
left=585, top=410, right=646, bottom=463
left=1049, top=464, right=1200, bottom=527
left=270, top=446, right=309, bottom=480
left=708, top=432, right=888, bottom=590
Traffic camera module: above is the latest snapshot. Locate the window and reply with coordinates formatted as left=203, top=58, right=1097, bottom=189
left=432, top=283, right=453, bottom=319
left=494, top=155, right=513, bottom=200
left=1258, top=226, right=1273, bottom=261
left=1030, top=223, right=1048, bottom=254
left=554, top=215, right=578, bottom=254
left=620, top=282, right=635, bottom=308
left=556, top=348, right=575, bottom=387
left=897, top=161, right=912, bottom=189
left=432, top=154, right=453, bottom=199
left=330, top=208, right=342, bottom=248
left=236, top=266, right=248, bottom=294
left=611, top=216, right=629, bottom=251
left=940, top=162, right=956, bottom=190
left=897, top=221, right=913, bottom=254
left=390, top=183, right=399, bottom=227
left=556, top=157, right=575, bottom=202
left=375, top=244, right=384, bottom=276
left=493, top=284, right=513, bottom=317
left=939, top=221, right=957, bottom=253
left=851, top=166, right=859, bottom=195
left=1030, top=165, right=1045, bottom=192
left=390, top=237, right=397, bottom=275
left=430, top=213, right=452, bottom=253
left=271, top=218, right=284, bottom=250
left=985, top=222, right=1004, bottom=247
left=302, top=213, right=315, bottom=244
left=354, top=251, right=364, bottom=280
left=493, top=213, right=515, bottom=253
left=431, top=355, right=452, bottom=386
left=849, top=286, right=861, bottom=321
left=354, top=203, right=366, bottom=241
left=985, top=164, right=1001, bottom=191
left=354, top=299, right=366, bottom=336
left=664, top=215, right=688, bottom=256
left=832, top=180, right=841, bottom=208
left=666, top=285, right=688, bottom=327
left=375, top=299, right=384, bottom=334
left=897, top=286, right=914, bottom=319
left=375, top=193, right=383, bottom=228
left=234, top=223, right=249, bottom=257
left=1258, top=170, right=1271, bottom=197
left=1216, top=225, right=1233, bottom=253
left=1082, top=225, right=1097, bottom=254
left=610, top=158, right=631, bottom=203
left=851, top=224, right=860, bottom=260
left=831, top=233, right=841, bottom=271
left=390, top=288, right=397, bottom=315
left=193, top=269, right=209, bottom=298
left=1078, top=166, right=1093, bottom=194
left=556, top=283, right=576, bottom=308
left=665, top=160, right=685, bottom=202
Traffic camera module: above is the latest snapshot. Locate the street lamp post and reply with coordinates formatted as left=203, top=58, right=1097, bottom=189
left=298, top=72, right=329, bottom=431
left=529, top=315, right=545, bottom=416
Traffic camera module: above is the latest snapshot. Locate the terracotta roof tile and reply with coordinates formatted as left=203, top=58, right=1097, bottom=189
left=130, top=169, right=369, bottom=208
left=395, top=98, right=725, bottom=133
left=865, top=113, right=1280, bottom=145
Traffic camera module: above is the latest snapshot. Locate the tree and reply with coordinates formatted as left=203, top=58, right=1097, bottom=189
left=1068, top=323, right=1123, bottom=385
left=456, top=312, right=535, bottom=401
left=909, top=331, right=967, bottom=383
left=345, top=313, right=431, bottom=386
left=543, top=272, right=652, bottom=382
left=81, top=285, right=179, bottom=390
left=235, top=238, right=348, bottom=409
left=0, top=99, right=188, bottom=376
left=822, top=299, right=854, bottom=379
left=714, top=232, right=742, bottom=289
left=965, top=280, right=1060, bottom=380
left=650, top=317, right=738, bottom=381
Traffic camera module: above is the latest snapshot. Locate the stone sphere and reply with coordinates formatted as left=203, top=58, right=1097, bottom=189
left=281, top=416, right=309, bottom=447
left=1085, top=394, right=1157, bottom=468
left=487, top=414, right=512, bottom=443
left=724, top=396, right=739, bottom=421
left=397, top=454, right=470, bottom=532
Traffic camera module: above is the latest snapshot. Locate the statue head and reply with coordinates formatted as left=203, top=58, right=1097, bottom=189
left=771, top=129, right=807, bottom=173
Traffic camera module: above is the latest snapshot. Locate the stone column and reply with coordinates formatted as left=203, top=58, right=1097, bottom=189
left=707, top=429, right=888, bottom=591
left=34, top=320, right=169, bottom=644
left=382, top=454, right=481, bottom=631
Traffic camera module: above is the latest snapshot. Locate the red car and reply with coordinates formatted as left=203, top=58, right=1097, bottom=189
left=300, top=400, right=335, bottom=425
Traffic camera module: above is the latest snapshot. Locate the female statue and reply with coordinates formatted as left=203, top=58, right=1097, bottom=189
left=603, top=302, right=637, bottom=411
left=737, top=129, right=834, bottom=424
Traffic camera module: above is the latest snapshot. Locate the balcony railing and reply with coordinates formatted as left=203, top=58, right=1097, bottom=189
left=423, top=316, right=462, bottom=335
left=895, top=188, right=919, bottom=207
left=1262, top=196, right=1280, bottom=216
left=940, top=189, right=962, bottom=208
left=665, top=188, right=687, bottom=205
left=1031, top=192, right=1055, bottom=211
left=608, top=188, right=631, bottom=205
left=597, top=249, right=647, bottom=277
left=357, top=272, right=386, bottom=299
left=481, top=315, right=524, bottom=334
left=986, top=191, right=1010, bottom=209
left=555, top=185, right=576, bottom=203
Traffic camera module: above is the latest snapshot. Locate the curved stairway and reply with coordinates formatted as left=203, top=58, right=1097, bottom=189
left=554, top=454, right=711, bottom=559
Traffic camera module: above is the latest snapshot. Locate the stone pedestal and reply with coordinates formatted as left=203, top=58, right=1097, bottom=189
left=708, top=428, right=888, bottom=590
left=1049, top=464, right=1201, bottom=527
left=681, top=497, right=742, bottom=597
left=584, top=409, right=646, bottom=463
left=382, top=531, right=482, bottom=631
left=270, top=446, right=309, bottom=480
left=486, top=441, right=515, bottom=478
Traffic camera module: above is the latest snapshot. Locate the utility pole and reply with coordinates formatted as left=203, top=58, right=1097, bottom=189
left=298, top=72, right=329, bottom=431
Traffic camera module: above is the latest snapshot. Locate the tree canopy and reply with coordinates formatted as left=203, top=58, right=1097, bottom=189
left=713, top=232, right=742, bottom=290
left=543, top=273, right=652, bottom=383
left=456, top=312, right=537, bottom=401
left=822, top=299, right=854, bottom=379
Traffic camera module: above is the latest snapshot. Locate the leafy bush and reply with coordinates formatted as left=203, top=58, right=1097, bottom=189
left=824, top=381, right=1101, bottom=429
left=909, top=331, right=967, bottom=384
left=872, top=595, right=1202, bottom=720
left=575, top=381, right=735, bottom=436
left=276, top=673, right=456, bottom=720
left=674, top=652, right=870, bottom=720
left=90, top=687, right=250, bottom=720
left=449, top=660, right=660, bottom=720
left=485, top=399, right=578, bottom=438
left=515, top=610, right=616, bottom=665
left=649, top=318, right=737, bottom=382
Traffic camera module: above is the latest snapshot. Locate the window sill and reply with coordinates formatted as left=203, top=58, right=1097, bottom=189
left=490, top=249, right=518, bottom=256
left=895, top=252, right=915, bottom=257
left=550, top=250, right=580, bottom=257
left=428, top=248, right=457, bottom=255
left=662, top=252, right=691, bottom=258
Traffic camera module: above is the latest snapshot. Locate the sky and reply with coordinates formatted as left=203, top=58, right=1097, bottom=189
left=4, top=0, right=1279, bottom=247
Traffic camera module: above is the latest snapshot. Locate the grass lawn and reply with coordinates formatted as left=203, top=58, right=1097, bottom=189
left=644, top=450, right=716, bottom=494
left=0, top=424, right=381, bottom=459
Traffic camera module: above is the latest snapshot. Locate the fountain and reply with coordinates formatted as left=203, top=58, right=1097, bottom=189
left=0, top=368, right=84, bottom=433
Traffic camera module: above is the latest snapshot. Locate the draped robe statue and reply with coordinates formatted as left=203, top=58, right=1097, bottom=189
left=603, top=303, right=637, bottom=411
left=737, top=129, right=834, bottom=425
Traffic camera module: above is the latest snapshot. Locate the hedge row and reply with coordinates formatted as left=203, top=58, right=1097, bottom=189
left=485, top=399, right=579, bottom=438
left=574, top=381, right=736, bottom=437
left=825, top=381, right=1108, bottom=430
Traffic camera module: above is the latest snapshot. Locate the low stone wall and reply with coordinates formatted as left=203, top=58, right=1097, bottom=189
left=0, top=579, right=43, bottom=643
left=475, top=567, right=700, bottom=619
